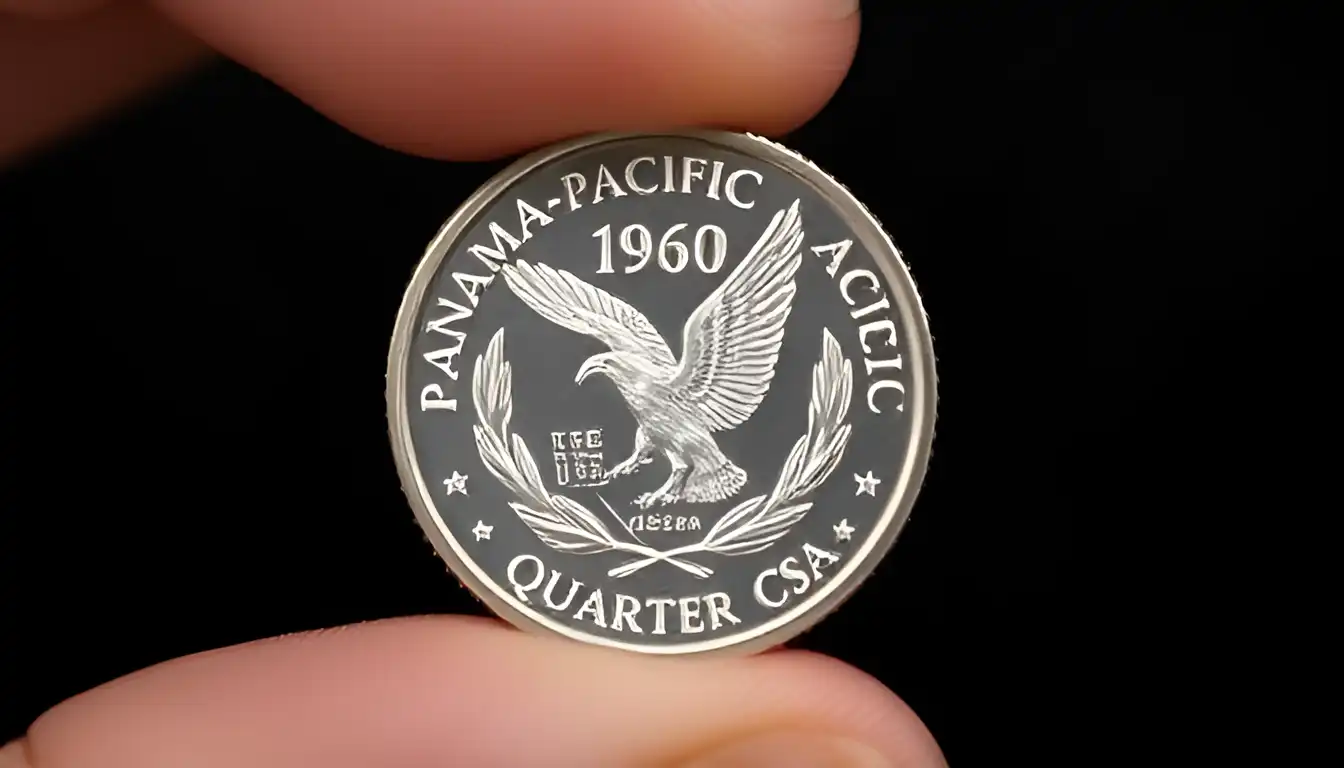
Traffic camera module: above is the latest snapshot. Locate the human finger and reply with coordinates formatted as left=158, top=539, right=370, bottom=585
left=7, top=616, right=945, bottom=767
left=148, top=0, right=860, bottom=160
left=0, top=0, right=108, bottom=21
left=0, top=3, right=209, bottom=165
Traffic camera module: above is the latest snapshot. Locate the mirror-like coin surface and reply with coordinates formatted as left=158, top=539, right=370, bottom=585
left=388, top=131, right=937, bottom=655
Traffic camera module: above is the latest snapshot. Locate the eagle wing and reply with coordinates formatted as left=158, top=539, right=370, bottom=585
left=669, top=199, right=804, bottom=432
left=500, top=260, right=677, bottom=366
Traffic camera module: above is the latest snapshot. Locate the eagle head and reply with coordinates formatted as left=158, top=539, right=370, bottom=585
left=575, top=352, right=620, bottom=385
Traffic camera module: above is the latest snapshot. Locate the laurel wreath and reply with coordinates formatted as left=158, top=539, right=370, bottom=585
left=471, top=327, right=853, bottom=579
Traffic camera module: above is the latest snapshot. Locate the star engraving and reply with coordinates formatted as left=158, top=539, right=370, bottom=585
left=854, top=471, right=881, bottom=496
left=471, top=520, right=493, bottom=541
left=443, top=471, right=469, bottom=496
left=833, top=519, right=855, bottom=542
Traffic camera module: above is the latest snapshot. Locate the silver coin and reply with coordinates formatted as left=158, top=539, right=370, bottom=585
left=387, top=131, right=937, bottom=656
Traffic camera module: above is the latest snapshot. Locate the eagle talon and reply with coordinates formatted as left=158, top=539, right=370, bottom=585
left=606, top=460, right=640, bottom=480
left=607, top=446, right=653, bottom=481
left=633, top=490, right=680, bottom=509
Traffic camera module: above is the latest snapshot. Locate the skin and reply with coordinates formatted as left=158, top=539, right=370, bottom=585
left=0, top=2, right=947, bottom=765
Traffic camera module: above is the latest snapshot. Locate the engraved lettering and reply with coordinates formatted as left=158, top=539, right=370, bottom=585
left=752, top=545, right=843, bottom=610
left=753, top=568, right=787, bottom=608
left=706, top=160, right=725, bottom=200
left=850, top=294, right=891, bottom=320
left=629, top=514, right=701, bottom=532
left=514, top=589, right=744, bottom=635
left=550, top=428, right=607, bottom=488
left=658, top=223, right=690, bottom=272
left=867, top=379, right=907, bottom=414
left=595, top=222, right=728, bottom=275
left=418, top=383, right=456, bottom=412
left=864, top=357, right=904, bottom=376
left=452, top=271, right=493, bottom=307
left=593, top=224, right=614, bottom=273
left=838, top=268, right=880, bottom=306
left=425, top=298, right=473, bottom=335
left=553, top=450, right=569, bottom=485
left=572, top=589, right=607, bottom=628
left=780, top=556, right=810, bottom=594
left=694, top=225, right=727, bottom=273
left=422, top=346, right=464, bottom=383
left=857, top=319, right=899, bottom=355
left=561, top=172, right=587, bottom=211
left=625, top=156, right=658, bottom=195
left=468, top=220, right=524, bottom=272
left=562, top=157, right=764, bottom=211
left=592, top=164, right=627, bottom=204
left=680, top=157, right=708, bottom=194
left=556, top=158, right=768, bottom=209
left=812, top=239, right=852, bottom=278
left=510, top=569, right=750, bottom=635
left=506, top=554, right=545, bottom=602
left=678, top=596, right=704, bottom=633
left=542, top=571, right=584, bottom=611
left=647, top=596, right=675, bottom=635
left=611, top=594, right=644, bottom=633
left=516, top=199, right=554, bottom=241
left=802, top=543, right=842, bottom=580
left=703, top=593, right=742, bottom=631
left=621, top=224, right=653, bottom=273
left=511, top=559, right=751, bottom=634
left=725, top=168, right=762, bottom=209
left=424, top=298, right=478, bottom=384
left=834, top=268, right=908, bottom=416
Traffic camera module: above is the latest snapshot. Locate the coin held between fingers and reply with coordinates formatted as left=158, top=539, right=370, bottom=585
left=386, top=131, right=938, bottom=656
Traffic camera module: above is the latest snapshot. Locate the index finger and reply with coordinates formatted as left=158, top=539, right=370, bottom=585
left=149, top=0, right=860, bottom=159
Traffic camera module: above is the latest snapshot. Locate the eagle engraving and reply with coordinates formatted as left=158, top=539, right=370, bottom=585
left=500, top=199, right=805, bottom=509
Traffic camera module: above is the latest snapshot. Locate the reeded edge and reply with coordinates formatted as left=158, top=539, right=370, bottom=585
left=387, top=130, right=939, bottom=657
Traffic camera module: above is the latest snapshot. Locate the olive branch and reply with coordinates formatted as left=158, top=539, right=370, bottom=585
left=470, top=327, right=853, bottom=579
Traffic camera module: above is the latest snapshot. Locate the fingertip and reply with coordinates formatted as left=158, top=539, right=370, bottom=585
left=26, top=617, right=941, bottom=768
left=0, top=0, right=109, bottom=21
left=149, top=0, right=859, bottom=159
left=755, top=650, right=948, bottom=765
left=0, top=2, right=210, bottom=166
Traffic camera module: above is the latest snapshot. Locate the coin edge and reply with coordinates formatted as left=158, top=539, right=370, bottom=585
left=385, top=130, right=939, bottom=656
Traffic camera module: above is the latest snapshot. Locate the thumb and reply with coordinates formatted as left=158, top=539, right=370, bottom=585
left=5, top=617, right=945, bottom=767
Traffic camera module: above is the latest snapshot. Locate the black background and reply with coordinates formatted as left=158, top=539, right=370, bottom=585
left=0, top=4, right=1320, bottom=763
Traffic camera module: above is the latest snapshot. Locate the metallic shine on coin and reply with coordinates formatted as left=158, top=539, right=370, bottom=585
left=387, top=131, right=937, bottom=656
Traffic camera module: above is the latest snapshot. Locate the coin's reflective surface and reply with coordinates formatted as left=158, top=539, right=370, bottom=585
left=387, top=131, right=937, bottom=655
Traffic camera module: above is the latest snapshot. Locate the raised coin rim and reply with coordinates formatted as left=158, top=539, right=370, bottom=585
left=387, top=130, right=937, bottom=656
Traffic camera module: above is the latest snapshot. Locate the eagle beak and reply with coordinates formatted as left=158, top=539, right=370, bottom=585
left=575, top=358, right=601, bottom=384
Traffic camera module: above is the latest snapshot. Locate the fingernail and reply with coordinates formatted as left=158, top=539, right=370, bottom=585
left=714, top=0, right=860, bottom=23
left=680, top=731, right=891, bottom=768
